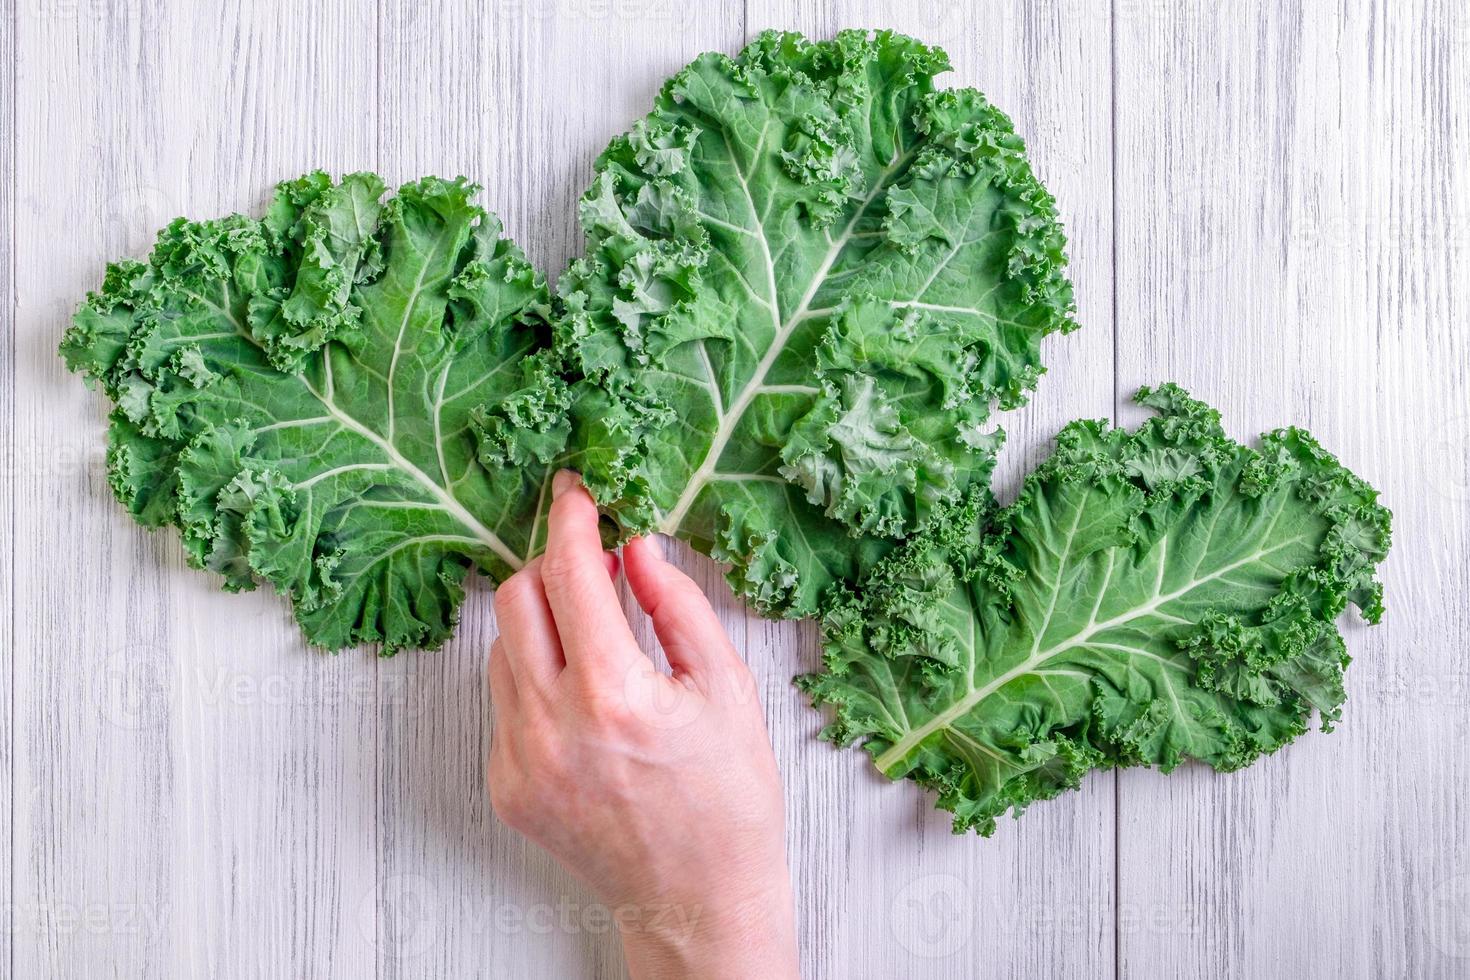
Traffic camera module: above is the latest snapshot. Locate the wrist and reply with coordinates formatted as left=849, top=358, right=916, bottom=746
left=619, top=876, right=798, bottom=980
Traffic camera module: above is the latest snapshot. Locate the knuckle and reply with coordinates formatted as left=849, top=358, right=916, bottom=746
left=724, top=657, right=755, bottom=686
left=538, top=552, right=581, bottom=589
left=660, top=574, right=708, bottom=611
left=719, top=659, right=759, bottom=703
left=586, top=693, right=634, bottom=728
left=663, top=582, right=729, bottom=639
left=492, top=575, right=531, bottom=617
left=673, top=573, right=711, bottom=604
left=488, top=781, right=527, bottom=829
left=528, top=749, right=572, bottom=789
left=576, top=681, right=639, bottom=729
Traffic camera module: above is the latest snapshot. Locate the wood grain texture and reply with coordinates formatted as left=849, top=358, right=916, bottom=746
left=1, top=0, right=1464, bottom=977
left=0, top=2, right=12, bottom=975
left=12, top=2, right=380, bottom=978
left=1113, top=1, right=1470, bottom=977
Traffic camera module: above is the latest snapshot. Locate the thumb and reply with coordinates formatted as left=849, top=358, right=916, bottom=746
left=622, top=536, right=746, bottom=691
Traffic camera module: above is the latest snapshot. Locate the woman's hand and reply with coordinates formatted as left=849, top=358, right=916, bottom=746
left=486, top=470, right=799, bottom=980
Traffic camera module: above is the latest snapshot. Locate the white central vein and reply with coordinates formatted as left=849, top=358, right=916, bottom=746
left=432, top=360, right=453, bottom=486
left=195, top=288, right=523, bottom=570
left=385, top=257, right=435, bottom=444
left=657, top=148, right=909, bottom=534
left=872, top=534, right=1308, bottom=772
left=696, top=339, right=725, bottom=421
left=302, top=374, right=523, bottom=569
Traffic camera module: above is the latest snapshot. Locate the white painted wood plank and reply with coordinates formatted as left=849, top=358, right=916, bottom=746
left=741, top=3, right=1117, bottom=978
left=14, top=5, right=192, bottom=971
left=370, top=3, right=742, bottom=977
left=12, top=2, right=379, bottom=977
left=1114, top=1, right=1469, bottom=976
left=0, top=2, right=13, bottom=974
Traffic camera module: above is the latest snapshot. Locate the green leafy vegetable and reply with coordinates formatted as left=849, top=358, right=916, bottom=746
left=801, top=385, right=1391, bottom=835
left=559, top=29, right=1076, bottom=616
left=61, top=172, right=562, bottom=652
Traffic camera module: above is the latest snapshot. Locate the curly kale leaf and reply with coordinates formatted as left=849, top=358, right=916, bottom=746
left=60, top=172, right=564, bottom=652
left=800, top=385, right=1391, bottom=835
left=558, top=29, right=1076, bottom=616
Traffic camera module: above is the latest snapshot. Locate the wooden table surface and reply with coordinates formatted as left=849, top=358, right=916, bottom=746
left=3, top=1, right=1465, bottom=977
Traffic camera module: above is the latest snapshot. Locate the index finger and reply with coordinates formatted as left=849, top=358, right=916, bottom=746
left=539, top=470, right=641, bottom=675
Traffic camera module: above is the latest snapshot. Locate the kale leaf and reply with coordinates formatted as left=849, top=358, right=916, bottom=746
left=61, top=173, right=563, bottom=651
left=559, top=30, right=1076, bottom=615
left=800, top=385, right=1391, bottom=835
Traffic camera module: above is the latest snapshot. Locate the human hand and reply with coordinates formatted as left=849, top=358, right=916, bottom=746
left=486, top=471, right=799, bottom=980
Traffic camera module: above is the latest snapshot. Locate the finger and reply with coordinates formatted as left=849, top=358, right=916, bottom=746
left=486, top=640, right=522, bottom=786
left=603, top=550, right=620, bottom=580
left=623, top=534, right=745, bottom=688
left=487, top=637, right=520, bottom=718
left=492, top=559, right=563, bottom=693
left=540, top=470, right=641, bottom=674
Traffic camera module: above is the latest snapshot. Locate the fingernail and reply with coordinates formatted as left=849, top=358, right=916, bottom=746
left=552, top=470, right=578, bottom=499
